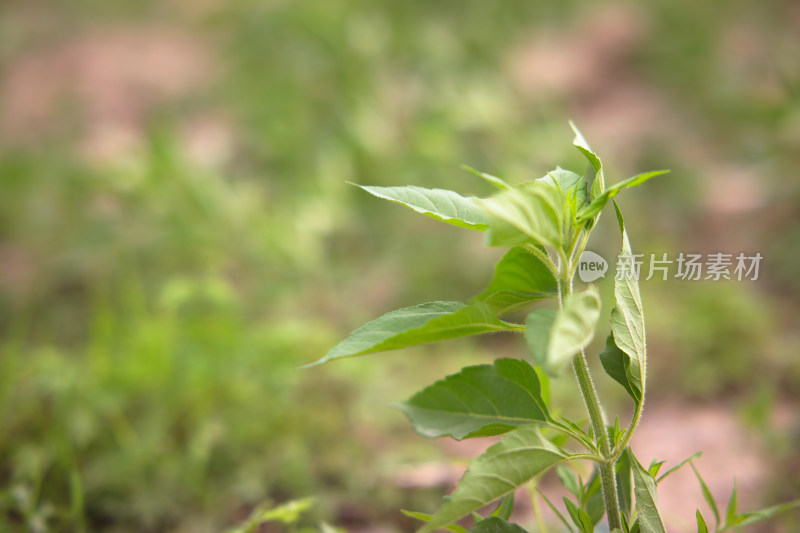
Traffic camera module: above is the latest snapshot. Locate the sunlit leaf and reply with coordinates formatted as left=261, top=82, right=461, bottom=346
left=734, top=499, right=800, bottom=528
left=477, top=182, right=563, bottom=249
left=354, top=184, right=489, bottom=229
left=397, top=358, right=550, bottom=440
left=690, top=462, right=719, bottom=528
left=419, top=426, right=565, bottom=533
left=462, top=165, right=512, bottom=190
left=696, top=511, right=709, bottom=533
left=308, top=301, right=522, bottom=366
left=402, top=510, right=467, bottom=533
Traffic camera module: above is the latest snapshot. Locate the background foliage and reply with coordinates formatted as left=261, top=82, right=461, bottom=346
left=0, top=0, right=798, bottom=531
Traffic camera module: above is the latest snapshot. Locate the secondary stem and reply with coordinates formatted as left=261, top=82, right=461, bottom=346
left=558, top=274, right=622, bottom=530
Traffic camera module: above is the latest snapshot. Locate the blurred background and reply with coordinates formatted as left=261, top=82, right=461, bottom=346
left=0, top=0, right=798, bottom=532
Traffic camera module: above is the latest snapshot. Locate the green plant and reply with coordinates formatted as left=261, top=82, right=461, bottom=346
left=309, top=123, right=799, bottom=532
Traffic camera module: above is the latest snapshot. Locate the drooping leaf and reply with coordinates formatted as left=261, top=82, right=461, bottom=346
left=419, top=426, right=566, bottom=533
left=469, top=517, right=528, bottom=533
left=606, top=203, right=646, bottom=402
left=477, top=182, right=563, bottom=249
left=462, top=165, right=512, bottom=190
left=474, top=246, right=558, bottom=315
left=527, top=287, right=601, bottom=375
left=690, top=462, right=719, bottom=528
left=632, top=454, right=667, bottom=533
left=402, top=510, right=467, bottom=533
left=308, top=301, right=522, bottom=366
left=397, top=358, right=550, bottom=440
left=599, top=333, right=642, bottom=403
left=557, top=465, right=581, bottom=499
left=354, top=184, right=489, bottom=230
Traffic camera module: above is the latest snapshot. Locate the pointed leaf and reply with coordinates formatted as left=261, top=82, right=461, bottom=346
left=528, top=287, right=601, bottom=375
left=690, top=462, right=719, bottom=528
left=537, top=489, right=575, bottom=533
left=477, top=182, right=563, bottom=249
left=419, top=426, right=566, bottom=533
left=734, top=499, right=800, bottom=528
left=725, top=480, right=738, bottom=525
left=656, top=452, right=702, bottom=484
left=632, top=455, right=667, bottom=533
left=576, top=170, right=669, bottom=223
left=355, top=184, right=489, bottom=230
left=397, top=358, right=550, bottom=440
left=474, top=247, right=558, bottom=315
left=462, top=165, right=511, bottom=190
left=607, top=204, right=646, bottom=402
left=309, top=301, right=522, bottom=366
left=569, top=121, right=604, bottom=202
left=469, top=517, right=528, bottom=533
left=696, top=511, right=709, bottom=533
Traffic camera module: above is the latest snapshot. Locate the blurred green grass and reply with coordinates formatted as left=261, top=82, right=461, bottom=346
left=0, top=0, right=799, bottom=531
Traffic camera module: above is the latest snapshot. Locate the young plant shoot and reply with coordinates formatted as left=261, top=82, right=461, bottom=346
left=308, top=124, right=798, bottom=532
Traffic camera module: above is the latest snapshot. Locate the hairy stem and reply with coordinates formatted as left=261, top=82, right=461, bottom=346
left=559, top=273, right=622, bottom=530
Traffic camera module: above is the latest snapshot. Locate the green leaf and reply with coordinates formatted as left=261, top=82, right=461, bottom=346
left=490, top=493, right=515, bottom=520
left=419, top=426, right=566, bottom=533
left=524, top=309, right=556, bottom=365
left=397, top=358, right=550, bottom=440
left=474, top=247, right=558, bottom=315
left=696, top=511, right=709, bottom=533
left=656, top=452, right=702, bottom=484
left=690, top=462, right=719, bottom=528
left=599, top=333, right=642, bottom=403
left=616, top=448, right=634, bottom=520
left=469, top=517, right=528, bottom=533
left=557, top=465, right=581, bottom=499
left=725, top=480, right=738, bottom=525
left=536, top=489, right=575, bottom=533
left=607, top=203, right=646, bottom=402
left=462, top=165, right=511, bottom=190
left=563, top=498, right=594, bottom=533
left=537, top=168, right=582, bottom=192
left=582, top=469, right=605, bottom=525
left=576, top=170, right=669, bottom=223
left=527, top=287, right=601, bottom=375
left=309, top=301, right=522, bottom=366
left=402, top=510, right=467, bottom=533
left=632, top=455, right=667, bottom=533
left=569, top=121, right=604, bottom=202
left=477, top=182, right=563, bottom=249
left=354, top=184, right=489, bottom=230
left=734, top=499, right=800, bottom=528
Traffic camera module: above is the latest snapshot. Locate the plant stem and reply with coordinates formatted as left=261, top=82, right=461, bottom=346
left=558, top=274, right=623, bottom=530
